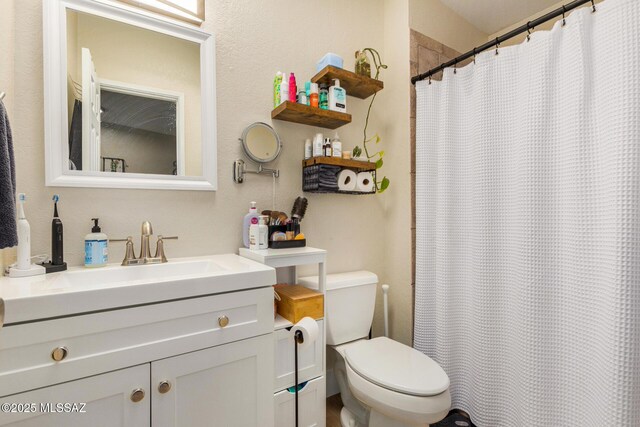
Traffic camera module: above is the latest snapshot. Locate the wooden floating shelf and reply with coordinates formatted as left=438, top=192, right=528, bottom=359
left=311, top=66, right=383, bottom=99
left=303, top=157, right=376, bottom=171
left=271, top=101, right=351, bottom=129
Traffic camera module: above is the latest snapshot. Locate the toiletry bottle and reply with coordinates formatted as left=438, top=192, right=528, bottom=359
left=16, top=193, right=31, bottom=270
left=286, top=221, right=294, bottom=240
left=273, top=71, right=283, bottom=107
left=51, top=195, right=64, bottom=266
left=85, top=218, right=108, bottom=268
left=324, top=137, right=332, bottom=156
left=279, top=73, right=289, bottom=105
left=331, top=132, right=342, bottom=158
left=243, top=201, right=260, bottom=248
left=249, top=215, right=269, bottom=250
left=305, top=81, right=311, bottom=106
left=304, top=138, right=312, bottom=159
left=313, top=133, right=324, bottom=157
left=297, top=89, right=307, bottom=105
left=309, top=83, right=319, bottom=108
left=289, top=73, right=297, bottom=103
left=319, top=83, right=329, bottom=110
left=328, top=79, right=347, bottom=113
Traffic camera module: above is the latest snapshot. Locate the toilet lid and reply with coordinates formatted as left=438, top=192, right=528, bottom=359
left=345, top=337, right=450, bottom=397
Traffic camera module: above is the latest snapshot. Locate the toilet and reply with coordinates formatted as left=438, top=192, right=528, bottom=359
left=298, top=271, right=451, bottom=427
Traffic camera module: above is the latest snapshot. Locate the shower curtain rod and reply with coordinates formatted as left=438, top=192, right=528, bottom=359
left=411, top=0, right=596, bottom=84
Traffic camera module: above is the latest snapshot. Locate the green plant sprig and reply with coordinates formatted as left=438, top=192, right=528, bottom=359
left=353, top=48, right=389, bottom=193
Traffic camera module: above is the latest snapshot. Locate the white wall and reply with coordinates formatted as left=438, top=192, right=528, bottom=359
left=0, top=0, right=387, bottom=289
left=410, top=0, right=488, bottom=54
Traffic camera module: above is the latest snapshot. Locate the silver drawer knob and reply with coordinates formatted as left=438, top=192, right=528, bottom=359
left=130, top=388, right=145, bottom=403
left=158, top=381, right=171, bottom=394
left=51, top=346, right=68, bottom=362
left=218, top=315, right=229, bottom=328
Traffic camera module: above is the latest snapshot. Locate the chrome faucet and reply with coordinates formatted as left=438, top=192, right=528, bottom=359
left=110, top=222, right=178, bottom=266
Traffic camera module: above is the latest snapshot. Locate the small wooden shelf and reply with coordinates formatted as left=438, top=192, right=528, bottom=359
left=271, top=101, right=351, bottom=129
left=303, top=157, right=376, bottom=171
left=311, top=66, right=383, bottom=99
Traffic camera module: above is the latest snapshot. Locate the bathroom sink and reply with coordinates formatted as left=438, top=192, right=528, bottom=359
left=60, top=258, right=226, bottom=288
left=0, top=254, right=275, bottom=325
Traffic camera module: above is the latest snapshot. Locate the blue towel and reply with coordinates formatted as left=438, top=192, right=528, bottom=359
left=0, top=100, right=17, bottom=249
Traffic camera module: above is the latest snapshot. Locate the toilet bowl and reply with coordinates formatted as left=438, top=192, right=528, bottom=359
left=298, top=271, right=451, bottom=427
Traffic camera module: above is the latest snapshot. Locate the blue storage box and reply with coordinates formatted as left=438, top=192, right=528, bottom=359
left=316, top=53, right=343, bottom=72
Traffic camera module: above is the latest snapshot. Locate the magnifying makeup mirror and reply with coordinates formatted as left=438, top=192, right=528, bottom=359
left=233, top=123, right=282, bottom=183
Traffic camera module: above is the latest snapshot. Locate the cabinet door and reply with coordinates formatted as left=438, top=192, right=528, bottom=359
left=0, top=364, right=150, bottom=427
left=273, top=377, right=326, bottom=427
left=152, top=334, right=274, bottom=427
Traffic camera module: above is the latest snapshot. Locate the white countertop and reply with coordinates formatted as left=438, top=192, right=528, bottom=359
left=0, top=254, right=276, bottom=326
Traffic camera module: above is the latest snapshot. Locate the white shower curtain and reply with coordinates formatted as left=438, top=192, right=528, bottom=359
left=414, top=0, right=640, bottom=425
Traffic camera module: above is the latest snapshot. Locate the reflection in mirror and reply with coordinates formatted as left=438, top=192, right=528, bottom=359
left=241, top=123, right=282, bottom=164
left=66, top=9, right=200, bottom=176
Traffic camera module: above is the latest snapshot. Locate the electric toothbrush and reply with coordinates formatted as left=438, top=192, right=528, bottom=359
left=16, top=193, right=30, bottom=270
left=41, top=194, right=68, bottom=273
left=51, top=195, right=63, bottom=265
left=9, top=193, right=46, bottom=278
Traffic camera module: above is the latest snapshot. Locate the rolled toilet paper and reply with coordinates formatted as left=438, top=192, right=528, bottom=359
left=291, top=317, right=319, bottom=349
left=337, top=169, right=357, bottom=192
left=356, top=172, right=375, bottom=193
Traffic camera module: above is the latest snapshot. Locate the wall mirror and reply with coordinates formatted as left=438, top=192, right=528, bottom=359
left=233, top=123, right=281, bottom=184
left=44, top=0, right=217, bottom=191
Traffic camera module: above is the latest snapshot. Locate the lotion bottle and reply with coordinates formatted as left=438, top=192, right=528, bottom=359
left=249, top=215, right=269, bottom=250
left=243, top=201, right=259, bottom=248
left=329, top=79, right=347, bottom=113
left=85, top=218, right=108, bottom=268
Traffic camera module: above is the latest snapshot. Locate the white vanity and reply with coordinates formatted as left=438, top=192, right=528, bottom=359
left=0, top=254, right=276, bottom=426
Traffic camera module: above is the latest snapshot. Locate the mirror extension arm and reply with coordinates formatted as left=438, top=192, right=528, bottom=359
left=233, top=159, right=279, bottom=184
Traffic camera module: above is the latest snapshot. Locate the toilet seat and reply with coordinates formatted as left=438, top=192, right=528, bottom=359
left=344, top=337, right=449, bottom=397
left=345, top=362, right=451, bottom=425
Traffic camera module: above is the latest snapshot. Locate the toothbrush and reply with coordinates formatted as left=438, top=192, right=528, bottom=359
left=51, top=194, right=64, bottom=266
left=16, top=193, right=31, bottom=270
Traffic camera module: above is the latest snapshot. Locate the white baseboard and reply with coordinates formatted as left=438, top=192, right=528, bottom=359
left=326, top=368, right=339, bottom=397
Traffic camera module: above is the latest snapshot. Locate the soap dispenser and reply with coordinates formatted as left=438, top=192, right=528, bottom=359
left=85, top=218, right=108, bottom=268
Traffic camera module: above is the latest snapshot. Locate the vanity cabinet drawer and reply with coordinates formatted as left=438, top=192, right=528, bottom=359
left=274, top=320, right=324, bottom=392
left=0, top=287, right=274, bottom=397
left=274, top=376, right=326, bottom=427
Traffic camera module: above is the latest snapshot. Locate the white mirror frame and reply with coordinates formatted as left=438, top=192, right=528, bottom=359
left=43, top=0, right=217, bottom=191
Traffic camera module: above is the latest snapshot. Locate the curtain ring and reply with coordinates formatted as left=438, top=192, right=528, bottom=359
left=526, top=22, right=533, bottom=42
left=453, top=60, right=457, bottom=74
left=472, top=47, right=476, bottom=64
left=428, top=75, right=432, bottom=85
left=591, top=0, right=596, bottom=12
left=562, top=5, right=567, bottom=26
left=495, top=38, right=500, bottom=55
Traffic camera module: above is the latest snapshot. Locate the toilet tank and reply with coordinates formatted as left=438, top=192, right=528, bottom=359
left=298, top=271, right=378, bottom=346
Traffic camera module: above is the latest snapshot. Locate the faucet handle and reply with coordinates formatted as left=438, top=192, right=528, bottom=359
left=154, top=235, right=178, bottom=263
left=110, top=236, right=138, bottom=266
